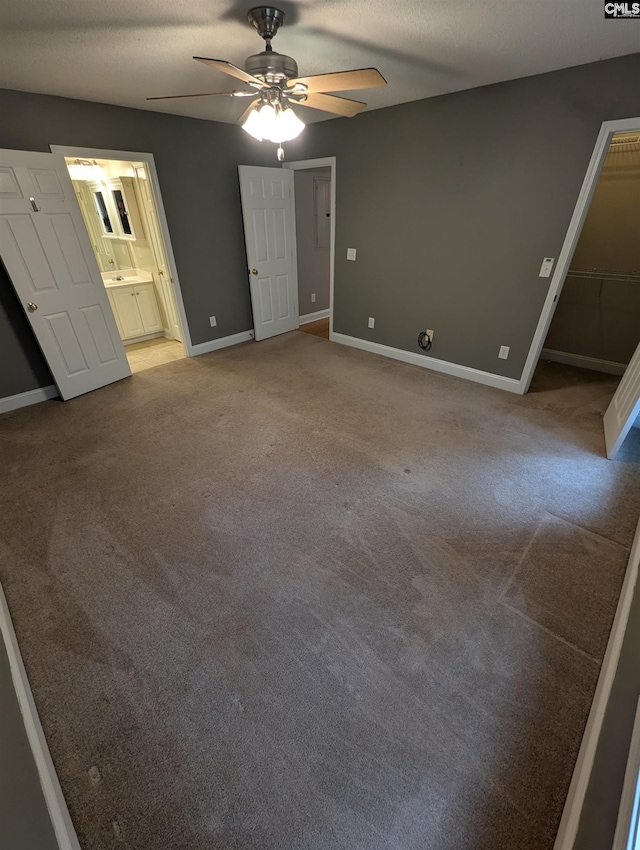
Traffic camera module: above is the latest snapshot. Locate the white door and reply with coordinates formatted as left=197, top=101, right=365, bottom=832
left=238, top=166, right=298, bottom=341
left=133, top=164, right=182, bottom=342
left=604, top=339, right=640, bottom=459
left=0, top=149, right=130, bottom=400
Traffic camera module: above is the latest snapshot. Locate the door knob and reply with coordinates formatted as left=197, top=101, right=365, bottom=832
left=27, top=302, right=38, bottom=312
left=251, top=269, right=258, bottom=275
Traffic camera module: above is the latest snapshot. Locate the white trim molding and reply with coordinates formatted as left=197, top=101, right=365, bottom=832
left=48, top=144, right=195, bottom=357
left=0, top=385, right=59, bottom=415
left=332, top=333, right=521, bottom=393
left=0, top=582, right=81, bottom=850
left=519, top=116, right=640, bottom=394
left=541, top=348, right=627, bottom=377
left=299, top=308, right=330, bottom=325
left=189, top=329, right=254, bottom=356
left=553, top=515, right=640, bottom=850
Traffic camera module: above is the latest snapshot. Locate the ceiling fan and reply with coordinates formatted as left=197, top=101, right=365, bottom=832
left=148, top=6, right=387, bottom=160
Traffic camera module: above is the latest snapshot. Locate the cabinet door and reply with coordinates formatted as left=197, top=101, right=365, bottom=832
left=135, top=283, right=163, bottom=334
left=106, top=289, right=125, bottom=339
left=111, top=286, right=145, bottom=338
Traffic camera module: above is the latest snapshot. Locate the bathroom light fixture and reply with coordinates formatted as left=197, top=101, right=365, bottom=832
left=67, top=159, right=105, bottom=181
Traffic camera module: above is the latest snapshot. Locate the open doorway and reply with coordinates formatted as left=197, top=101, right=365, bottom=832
left=292, top=166, right=331, bottom=339
left=521, top=120, right=640, bottom=457
left=284, top=157, right=336, bottom=341
left=51, top=146, right=190, bottom=374
left=536, top=131, right=639, bottom=383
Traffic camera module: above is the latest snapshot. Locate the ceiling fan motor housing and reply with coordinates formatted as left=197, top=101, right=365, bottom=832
left=246, top=7, right=297, bottom=83
left=245, top=50, right=298, bottom=84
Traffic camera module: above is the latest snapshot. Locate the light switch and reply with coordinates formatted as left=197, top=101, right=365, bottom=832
left=539, top=257, right=555, bottom=278
left=347, top=248, right=357, bottom=261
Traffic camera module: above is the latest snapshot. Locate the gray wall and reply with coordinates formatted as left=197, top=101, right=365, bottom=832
left=0, top=88, right=274, bottom=398
left=294, top=168, right=331, bottom=316
left=0, top=637, right=59, bottom=850
left=2, top=54, right=640, bottom=397
left=285, top=52, right=640, bottom=380
left=0, top=259, right=53, bottom=395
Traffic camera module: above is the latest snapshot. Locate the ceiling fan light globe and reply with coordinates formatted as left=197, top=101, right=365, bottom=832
left=271, top=107, right=305, bottom=142
left=242, top=104, right=268, bottom=140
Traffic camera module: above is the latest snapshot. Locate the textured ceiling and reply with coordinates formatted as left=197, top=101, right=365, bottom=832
left=1, top=0, right=639, bottom=125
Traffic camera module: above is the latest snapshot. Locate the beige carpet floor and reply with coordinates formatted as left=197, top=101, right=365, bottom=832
left=1, top=333, right=639, bottom=850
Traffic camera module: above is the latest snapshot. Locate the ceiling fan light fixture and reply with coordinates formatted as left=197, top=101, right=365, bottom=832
left=241, top=101, right=305, bottom=144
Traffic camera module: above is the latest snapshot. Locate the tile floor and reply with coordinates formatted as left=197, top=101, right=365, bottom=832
left=125, top=337, right=185, bottom=373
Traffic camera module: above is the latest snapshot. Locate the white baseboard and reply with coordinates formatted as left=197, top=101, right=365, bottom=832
left=0, top=385, right=59, bottom=415
left=299, top=309, right=330, bottom=325
left=553, top=515, right=640, bottom=850
left=542, top=348, right=627, bottom=376
left=0, top=582, right=81, bottom=850
left=190, top=329, right=254, bottom=357
left=331, top=332, right=522, bottom=394
left=123, top=331, right=164, bottom=347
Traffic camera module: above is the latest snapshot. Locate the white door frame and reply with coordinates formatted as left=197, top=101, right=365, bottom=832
left=283, top=157, right=336, bottom=339
left=49, top=145, right=194, bottom=356
left=519, top=116, right=640, bottom=394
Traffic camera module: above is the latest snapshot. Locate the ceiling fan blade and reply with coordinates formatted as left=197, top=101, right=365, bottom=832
left=147, top=91, right=256, bottom=101
left=287, top=68, right=386, bottom=94
left=298, top=92, right=366, bottom=118
left=194, top=57, right=267, bottom=89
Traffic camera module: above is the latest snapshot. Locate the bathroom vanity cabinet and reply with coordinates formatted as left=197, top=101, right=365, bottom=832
left=105, top=277, right=163, bottom=341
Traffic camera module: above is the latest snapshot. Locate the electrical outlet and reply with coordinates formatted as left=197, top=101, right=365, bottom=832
left=368, top=317, right=375, bottom=329
left=426, top=328, right=434, bottom=341
left=347, top=248, right=357, bottom=261
left=311, top=293, right=316, bottom=303
left=209, top=316, right=217, bottom=327
left=498, top=345, right=510, bottom=360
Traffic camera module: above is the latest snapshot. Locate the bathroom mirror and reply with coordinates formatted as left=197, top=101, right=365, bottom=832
left=73, top=178, right=143, bottom=272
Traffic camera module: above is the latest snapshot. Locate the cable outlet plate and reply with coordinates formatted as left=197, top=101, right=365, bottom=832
left=426, top=329, right=434, bottom=341
left=498, top=345, right=510, bottom=359
left=368, top=317, right=375, bottom=328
